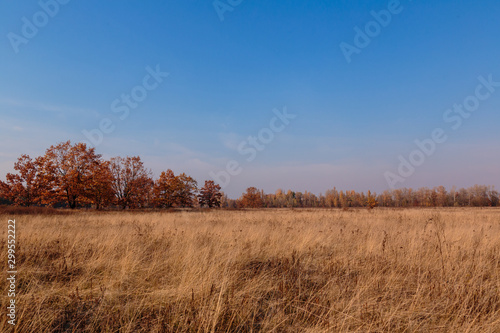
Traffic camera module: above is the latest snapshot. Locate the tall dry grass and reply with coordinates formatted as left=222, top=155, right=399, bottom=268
left=1, top=208, right=500, bottom=332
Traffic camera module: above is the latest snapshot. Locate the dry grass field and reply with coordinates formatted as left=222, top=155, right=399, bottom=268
left=1, top=208, right=500, bottom=332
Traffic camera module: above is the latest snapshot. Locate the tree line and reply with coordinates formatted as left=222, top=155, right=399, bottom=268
left=1, top=141, right=498, bottom=209
left=0, top=141, right=222, bottom=209
left=224, top=184, right=499, bottom=208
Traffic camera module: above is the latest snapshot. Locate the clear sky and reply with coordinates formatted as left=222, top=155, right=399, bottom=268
left=1, top=0, right=499, bottom=198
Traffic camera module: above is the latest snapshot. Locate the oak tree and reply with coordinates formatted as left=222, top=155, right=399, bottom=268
left=153, top=170, right=198, bottom=208
left=239, top=187, right=264, bottom=208
left=198, top=180, right=222, bottom=208
left=175, top=173, right=198, bottom=207
left=153, top=169, right=178, bottom=208
left=110, top=156, right=153, bottom=209
left=85, top=160, right=114, bottom=209
left=0, top=154, right=46, bottom=206
left=41, top=141, right=102, bottom=208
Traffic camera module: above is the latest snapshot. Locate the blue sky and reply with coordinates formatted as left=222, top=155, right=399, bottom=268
left=1, top=0, right=499, bottom=198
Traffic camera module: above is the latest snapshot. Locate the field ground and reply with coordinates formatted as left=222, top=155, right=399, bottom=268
left=1, top=208, right=500, bottom=332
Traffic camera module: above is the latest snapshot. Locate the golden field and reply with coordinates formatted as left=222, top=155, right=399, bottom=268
left=1, top=208, right=500, bottom=332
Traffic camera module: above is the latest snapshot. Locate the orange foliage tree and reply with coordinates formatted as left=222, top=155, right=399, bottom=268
left=153, top=170, right=198, bottom=208
left=175, top=173, right=198, bottom=207
left=85, top=160, right=114, bottom=209
left=366, top=190, right=378, bottom=209
left=41, top=141, right=102, bottom=208
left=239, top=187, right=264, bottom=208
left=153, top=169, right=177, bottom=208
left=109, top=156, right=153, bottom=209
left=0, top=154, right=47, bottom=206
left=198, top=180, right=222, bottom=208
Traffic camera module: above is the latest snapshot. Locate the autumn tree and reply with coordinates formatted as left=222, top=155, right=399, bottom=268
left=153, top=169, right=178, bottom=208
left=153, top=170, right=198, bottom=208
left=325, top=188, right=339, bottom=207
left=488, top=187, right=499, bottom=206
left=198, top=180, right=222, bottom=208
left=175, top=173, right=198, bottom=207
left=239, top=187, right=264, bottom=208
left=377, top=190, right=393, bottom=207
left=110, top=156, right=153, bottom=209
left=366, top=190, right=378, bottom=209
left=0, top=154, right=46, bottom=206
left=85, top=160, right=114, bottom=209
left=302, top=191, right=318, bottom=207
left=40, top=141, right=102, bottom=208
left=274, top=189, right=285, bottom=207
left=435, top=186, right=448, bottom=207
left=339, top=191, right=347, bottom=208
left=470, top=185, right=490, bottom=206
left=219, top=192, right=236, bottom=208
left=284, top=190, right=296, bottom=207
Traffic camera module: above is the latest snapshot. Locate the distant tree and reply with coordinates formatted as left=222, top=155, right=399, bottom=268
left=488, top=187, right=499, bottom=206
left=153, top=169, right=177, bottom=208
left=376, top=190, right=390, bottom=207
left=456, top=187, right=469, bottom=206
left=303, top=191, right=318, bottom=207
left=295, top=191, right=304, bottom=207
left=85, top=160, right=114, bottom=209
left=470, top=185, right=490, bottom=206
left=110, top=156, right=153, bottom=209
left=435, top=186, right=448, bottom=207
left=325, top=188, right=339, bottom=207
left=339, top=191, right=348, bottom=208
left=366, top=190, right=378, bottom=209
left=285, top=190, right=296, bottom=208
left=198, top=180, right=222, bottom=208
left=0, top=154, right=46, bottom=206
left=274, top=189, right=285, bottom=207
left=219, top=192, right=237, bottom=208
left=429, top=189, right=438, bottom=207
left=175, top=173, right=198, bottom=207
left=153, top=170, right=198, bottom=208
left=41, top=141, right=102, bottom=208
left=449, top=186, right=458, bottom=206
left=239, top=187, right=264, bottom=208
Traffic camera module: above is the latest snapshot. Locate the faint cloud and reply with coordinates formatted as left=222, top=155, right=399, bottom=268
left=218, top=132, right=243, bottom=151
left=98, top=136, right=200, bottom=161
left=0, top=97, right=98, bottom=116
left=163, top=142, right=197, bottom=156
